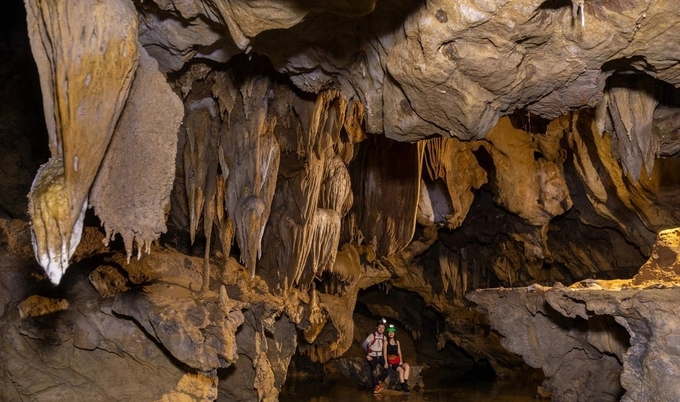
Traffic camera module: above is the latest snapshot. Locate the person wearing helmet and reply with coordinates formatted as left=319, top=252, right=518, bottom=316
left=362, top=318, right=390, bottom=393
left=383, top=324, right=411, bottom=393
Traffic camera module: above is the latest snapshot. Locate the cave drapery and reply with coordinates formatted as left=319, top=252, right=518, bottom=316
left=2, top=0, right=680, bottom=400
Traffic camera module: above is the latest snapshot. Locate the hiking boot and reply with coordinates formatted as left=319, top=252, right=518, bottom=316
left=374, top=381, right=385, bottom=393
left=401, top=382, right=410, bottom=393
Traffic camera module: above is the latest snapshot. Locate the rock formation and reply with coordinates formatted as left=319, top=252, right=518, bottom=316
left=468, top=228, right=680, bottom=402
left=1, top=0, right=680, bottom=400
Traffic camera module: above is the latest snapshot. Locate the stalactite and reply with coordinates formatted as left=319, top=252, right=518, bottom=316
left=472, top=258, right=480, bottom=290
left=202, top=175, right=217, bottom=293
left=319, top=155, right=352, bottom=215
left=335, top=99, right=366, bottom=163
left=213, top=174, right=234, bottom=263
left=461, top=247, right=469, bottom=297
left=183, top=98, right=219, bottom=246
left=218, top=76, right=281, bottom=278
left=27, top=156, right=86, bottom=284
left=438, top=244, right=473, bottom=299
left=343, top=99, right=366, bottom=144
left=299, top=154, right=325, bottom=222
left=422, top=137, right=487, bottom=229
left=439, top=243, right=458, bottom=295
left=307, top=90, right=346, bottom=158
left=24, top=0, right=138, bottom=282
left=603, top=76, right=660, bottom=181
left=309, top=209, right=341, bottom=278
left=211, top=71, right=238, bottom=122
left=328, top=243, right=362, bottom=293
left=235, top=196, right=266, bottom=277
left=91, top=49, right=183, bottom=266
left=279, top=217, right=310, bottom=289
left=265, top=89, right=353, bottom=290
left=417, top=179, right=436, bottom=226
left=424, top=137, right=446, bottom=180
left=348, top=137, right=424, bottom=257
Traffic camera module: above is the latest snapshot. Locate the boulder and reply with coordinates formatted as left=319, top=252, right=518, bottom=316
left=334, top=356, right=424, bottom=391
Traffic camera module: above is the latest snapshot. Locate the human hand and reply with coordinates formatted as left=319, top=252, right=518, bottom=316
left=367, top=355, right=373, bottom=361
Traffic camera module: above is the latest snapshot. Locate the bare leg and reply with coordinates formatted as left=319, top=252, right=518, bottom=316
left=403, top=363, right=410, bottom=381
left=397, top=366, right=405, bottom=383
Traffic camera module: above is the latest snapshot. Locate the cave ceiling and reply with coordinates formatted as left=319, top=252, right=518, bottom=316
left=17, top=0, right=680, bottom=281
left=16, top=0, right=680, bottom=339
left=2, top=0, right=680, bottom=398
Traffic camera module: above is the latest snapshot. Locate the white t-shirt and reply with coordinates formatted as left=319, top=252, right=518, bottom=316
left=362, top=332, right=385, bottom=356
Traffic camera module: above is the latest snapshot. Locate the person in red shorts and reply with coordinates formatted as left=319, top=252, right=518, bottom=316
left=382, top=324, right=410, bottom=393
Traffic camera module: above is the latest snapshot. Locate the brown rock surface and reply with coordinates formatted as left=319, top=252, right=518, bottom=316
left=468, top=228, right=680, bottom=402
left=25, top=0, right=139, bottom=284
left=3, top=0, right=680, bottom=400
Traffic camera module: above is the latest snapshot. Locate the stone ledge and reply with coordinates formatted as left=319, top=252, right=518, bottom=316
left=334, top=356, right=424, bottom=391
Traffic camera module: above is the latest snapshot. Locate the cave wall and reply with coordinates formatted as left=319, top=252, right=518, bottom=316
left=1, top=0, right=680, bottom=400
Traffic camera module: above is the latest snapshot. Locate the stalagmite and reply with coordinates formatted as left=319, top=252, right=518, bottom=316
left=24, top=0, right=138, bottom=282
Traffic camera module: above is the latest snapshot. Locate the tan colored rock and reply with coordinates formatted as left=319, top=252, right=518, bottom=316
left=423, top=137, right=488, bottom=229
left=218, top=75, right=281, bottom=279
left=112, top=282, right=244, bottom=372
left=157, top=372, right=217, bottom=402
left=89, top=265, right=130, bottom=299
left=198, top=0, right=378, bottom=50
left=25, top=0, right=139, bottom=283
left=17, top=295, right=68, bottom=319
left=485, top=117, right=572, bottom=227
left=90, top=48, right=183, bottom=264
left=631, top=227, right=680, bottom=288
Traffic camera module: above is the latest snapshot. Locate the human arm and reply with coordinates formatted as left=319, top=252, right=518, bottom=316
left=397, top=341, right=404, bottom=366
left=363, top=334, right=374, bottom=360
left=383, top=339, right=389, bottom=369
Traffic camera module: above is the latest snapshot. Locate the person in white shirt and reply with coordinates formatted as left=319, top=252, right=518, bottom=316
left=362, top=318, right=390, bottom=393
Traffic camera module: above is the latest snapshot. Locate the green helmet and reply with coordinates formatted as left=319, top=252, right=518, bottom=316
left=387, top=324, right=396, bottom=333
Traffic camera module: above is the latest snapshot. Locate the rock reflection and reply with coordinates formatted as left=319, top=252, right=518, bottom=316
left=280, top=376, right=540, bottom=402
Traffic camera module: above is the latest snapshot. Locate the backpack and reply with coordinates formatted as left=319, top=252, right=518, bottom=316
left=363, top=332, right=383, bottom=353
